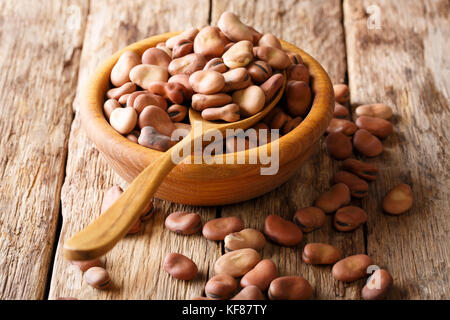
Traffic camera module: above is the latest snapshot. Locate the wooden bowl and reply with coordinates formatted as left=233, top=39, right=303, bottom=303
left=80, top=32, right=334, bottom=206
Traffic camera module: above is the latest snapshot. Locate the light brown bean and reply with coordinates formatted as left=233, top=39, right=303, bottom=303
left=138, top=105, right=175, bottom=136
left=263, top=214, right=303, bottom=246
left=201, top=103, right=240, bottom=122
left=231, top=286, right=265, bottom=300
left=165, top=211, right=202, bottom=235
left=189, top=70, right=225, bottom=94
left=326, top=118, right=358, bottom=135
left=302, top=243, right=341, bottom=265
left=167, top=104, right=188, bottom=122
left=205, top=274, right=237, bottom=300
left=342, top=158, right=378, bottom=181
left=103, top=99, right=120, bottom=120
left=293, top=207, right=326, bottom=232
left=110, top=51, right=141, bottom=87
left=325, top=132, right=353, bottom=160
left=286, top=80, right=311, bottom=117
left=84, top=267, right=111, bottom=289
left=332, top=254, right=374, bottom=282
left=256, top=46, right=290, bottom=69
left=129, top=64, right=168, bottom=89
left=353, top=129, right=383, bottom=157
left=217, top=12, right=253, bottom=42
left=171, top=39, right=194, bottom=59
left=334, top=170, right=369, bottom=198
left=334, top=206, right=367, bottom=231
left=222, top=40, right=254, bottom=69
left=141, top=47, right=171, bottom=67
left=240, top=259, right=278, bottom=291
left=287, top=64, right=309, bottom=83
left=382, top=183, right=413, bottom=215
left=247, top=60, right=272, bottom=84
left=355, top=115, right=394, bottom=138
left=138, top=126, right=176, bottom=152
left=194, top=26, right=225, bottom=58
left=333, top=84, right=349, bottom=103
left=224, top=228, right=266, bottom=252
left=258, top=33, right=281, bottom=49
left=260, top=73, right=284, bottom=102
left=132, top=92, right=168, bottom=113
left=222, top=68, right=251, bottom=92
left=204, top=57, right=228, bottom=73
left=191, top=93, right=232, bottom=111
left=168, top=53, right=207, bottom=75
left=163, top=253, right=198, bottom=280
left=355, top=103, right=393, bottom=120
left=268, top=276, right=313, bottom=300
left=214, top=248, right=261, bottom=277
left=165, top=28, right=199, bottom=49
left=232, top=85, right=265, bottom=117
left=106, top=82, right=136, bottom=100
left=362, top=269, right=393, bottom=300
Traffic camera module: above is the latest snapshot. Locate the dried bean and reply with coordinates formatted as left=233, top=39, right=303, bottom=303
left=333, top=84, right=349, bottom=103
left=333, top=102, right=349, bottom=119
left=222, top=68, right=251, bottom=92
left=326, top=118, right=357, bottom=135
left=141, top=47, right=171, bottom=67
left=353, top=129, right=383, bottom=157
left=163, top=253, right=198, bottom=280
left=138, top=126, right=176, bottom=152
left=232, top=85, right=266, bottom=117
left=333, top=206, right=367, bottom=231
left=84, top=267, right=111, bottom=289
left=138, top=105, right=175, bottom=136
left=356, top=115, right=394, bottom=138
left=231, top=286, right=265, bottom=300
left=168, top=53, right=206, bottom=75
left=109, top=107, right=137, bottom=135
left=286, top=80, right=311, bottom=117
left=325, top=132, right=353, bottom=160
left=201, top=103, right=240, bottom=122
left=268, top=276, right=313, bottom=300
left=71, top=259, right=102, bottom=272
left=129, top=64, right=168, bottom=89
left=106, top=82, right=136, bottom=100
left=332, top=254, right=373, bottom=282
left=194, top=26, right=225, bottom=58
left=263, top=214, right=303, bottom=246
left=172, top=39, right=193, bottom=59
left=287, top=64, right=309, bottom=83
left=214, top=248, right=261, bottom=277
left=224, top=228, right=266, bottom=252
left=167, top=104, right=188, bottom=122
left=293, top=207, right=326, bottom=232
left=247, top=60, right=272, bottom=84
left=256, top=46, right=290, bottom=69
left=189, top=70, right=225, bottom=94
left=103, top=99, right=120, bottom=120
left=282, top=116, right=302, bottom=135
left=202, top=216, right=244, bottom=241
left=166, top=28, right=199, bottom=49
left=168, top=74, right=194, bottom=99
left=355, top=104, right=393, bottom=120
left=218, top=12, right=253, bottom=42
left=342, top=158, right=378, bottom=181
left=260, top=73, right=284, bottom=102
left=286, top=52, right=303, bottom=65
left=334, top=170, right=369, bottom=198
left=222, top=40, right=254, bottom=69
left=165, top=211, right=202, bottom=235
left=240, top=259, right=278, bottom=291
left=191, top=93, right=232, bottom=111
left=362, top=269, right=393, bottom=300
left=132, top=92, right=167, bottom=113
left=258, top=33, right=281, bottom=49
left=205, top=274, right=237, bottom=300
left=302, top=243, right=341, bottom=265
left=382, top=184, right=413, bottom=215
left=204, top=57, right=228, bottom=73
left=110, top=51, right=140, bottom=87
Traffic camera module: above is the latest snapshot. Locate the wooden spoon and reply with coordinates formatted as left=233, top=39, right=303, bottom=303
left=64, top=78, right=285, bottom=261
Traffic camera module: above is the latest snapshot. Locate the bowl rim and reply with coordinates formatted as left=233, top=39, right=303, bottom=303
left=80, top=31, right=334, bottom=170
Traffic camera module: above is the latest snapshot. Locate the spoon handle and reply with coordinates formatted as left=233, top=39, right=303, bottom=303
left=63, top=133, right=193, bottom=261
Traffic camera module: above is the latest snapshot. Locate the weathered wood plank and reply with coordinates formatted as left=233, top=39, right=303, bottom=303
left=344, top=0, right=450, bottom=299
left=47, top=0, right=217, bottom=300
left=212, top=0, right=365, bottom=299
left=0, top=0, right=89, bottom=299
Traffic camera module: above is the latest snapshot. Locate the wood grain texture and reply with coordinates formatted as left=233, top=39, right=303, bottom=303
left=48, top=0, right=219, bottom=300
left=0, top=0, right=88, bottom=299
left=212, top=0, right=366, bottom=299
left=344, top=0, right=450, bottom=299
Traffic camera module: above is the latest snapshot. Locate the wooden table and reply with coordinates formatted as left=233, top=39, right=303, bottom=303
left=0, top=0, right=448, bottom=300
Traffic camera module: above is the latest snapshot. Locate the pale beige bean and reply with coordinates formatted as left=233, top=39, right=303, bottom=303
left=258, top=33, right=282, bottom=49
left=201, top=103, right=240, bottom=122
left=84, top=267, right=111, bottom=289
left=109, top=107, right=137, bottom=135
left=157, top=45, right=172, bottom=58
left=110, top=51, right=141, bottom=87
left=103, top=99, right=120, bottom=120
left=268, top=276, right=313, bottom=300
left=138, top=105, right=175, bottom=136
left=126, top=91, right=146, bottom=108
left=168, top=53, right=207, bottom=75
left=247, top=60, right=272, bottom=84
left=141, top=47, right=171, bottom=67
left=256, top=46, right=290, bottom=69
left=302, top=243, right=341, bottom=265
left=129, top=64, right=168, bottom=89
left=217, top=12, right=253, bottom=42
left=332, top=254, right=374, bottom=282
left=214, top=248, right=261, bottom=277
left=167, top=104, right=188, bottom=122
left=166, top=28, right=199, bottom=49
left=71, top=258, right=102, bottom=272
left=382, top=184, right=413, bottom=215
left=222, top=68, right=251, bottom=92
left=194, top=26, right=225, bottom=58
left=204, top=57, right=228, bottom=73
left=189, top=70, right=225, bottom=94
left=118, top=93, right=130, bottom=105
left=191, top=93, right=232, bottom=111
left=231, top=286, right=265, bottom=300
left=222, top=40, right=254, bottom=69
left=106, top=82, right=136, bottom=100
left=355, top=104, right=393, bottom=120
left=240, top=259, right=278, bottom=291
left=314, top=183, right=351, bottom=214
left=232, top=85, right=265, bottom=117
left=205, top=274, right=237, bottom=300
left=163, top=253, right=198, bottom=280
left=224, top=228, right=266, bottom=252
